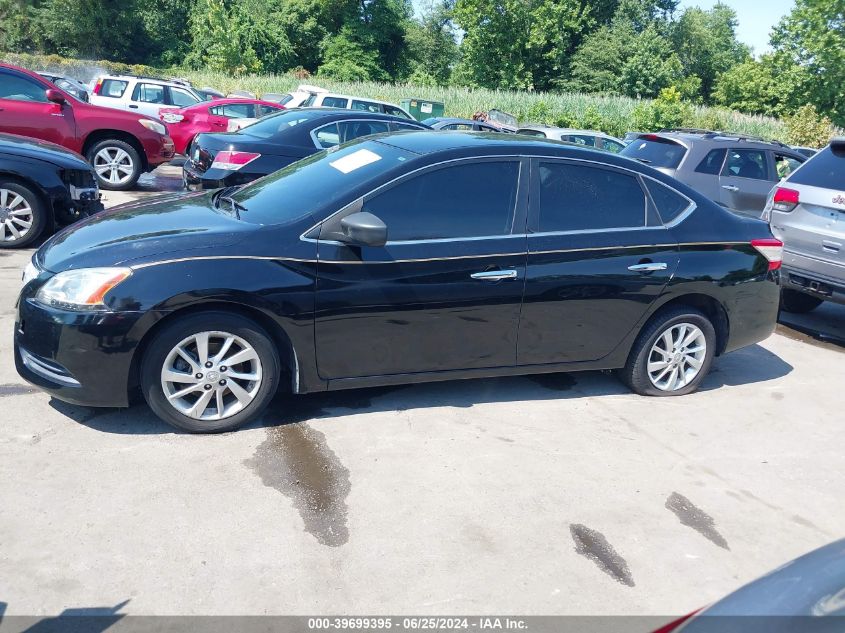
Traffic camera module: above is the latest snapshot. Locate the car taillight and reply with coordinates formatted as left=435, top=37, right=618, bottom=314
left=93, top=78, right=103, bottom=95
left=772, top=187, right=799, bottom=212
left=751, top=238, right=783, bottom=271
left=161, top=113, right=185, bottom=124
left=210, top=151, right=261, bottom=171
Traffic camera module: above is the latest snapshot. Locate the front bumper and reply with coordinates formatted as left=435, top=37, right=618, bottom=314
left=14, top=297, right=147, bottom=408
left=144, top=135, right=176, bottom=169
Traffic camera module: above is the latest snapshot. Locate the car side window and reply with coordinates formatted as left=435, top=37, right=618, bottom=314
left=133, top=83, right=165, bottom=104
left=391, top=122, right=423, bottom=132
left=169, top=86, right=199, bottom=107
left=314, top=123, right=340, bottom=148
left=0, top=72, right=49, bottom=102
left=322, top=96, right=349, bottom=109
left=774, top=153, right=802, bottom=179
left=644, top=180, right=691, bottom=224
left=722, top=149, right=769, bottom=180
left=517, top=130, right=546, bottom=138
left=337, top=120, right=389, bottom=143
left=99, top=79, right=128, bottom=98
left=570, top=135, right=597, bottom=147
left=695, top=149, right=727, bottom=175
left=601, top=139, right=625, bottom=154
left=221, top=103, right=254, bottom=119
left=365, top=161, right=520, bottom=241
left=538, top=162, right=646, bottom=232
left=351, top=100, right=382, bottom=114
left=445, top=123, right=473, bottom=130
left=258, top=105, right=282, bottom=116
left=383, top=105, right=411, bottom=119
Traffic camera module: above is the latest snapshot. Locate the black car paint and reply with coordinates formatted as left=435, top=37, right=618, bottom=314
left=16, top=133, right=780, bottom=409
left=0, top=132, right=102, bottom=233
left=182, top=108, right=429, bottom=189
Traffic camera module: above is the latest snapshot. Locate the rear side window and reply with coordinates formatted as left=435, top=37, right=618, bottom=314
left=620, top=137, right=687, bottom=169
left=209, top=103, right=254, bottom=118
left=99, top=79, right=128, bottom=98
left=644, top=180, right=690, bottom=224
left=538, top=162, right=646, bottom=231
left=322, top=96, right=348, bottom=109
left=695, top=149, right=726, bottom=175
left=722, top=149, right=769, bottom=180
left=365, top=161, right=520, bottom=241
left=787, top=145, right=843, bottom=189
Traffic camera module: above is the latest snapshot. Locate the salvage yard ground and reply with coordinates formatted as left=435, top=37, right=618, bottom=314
left=0, top=163, right=843, bottom=617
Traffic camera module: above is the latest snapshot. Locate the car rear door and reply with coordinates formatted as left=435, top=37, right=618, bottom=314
left=518, top=158, right=680, bottom=365
left=314, top=158, right=528, bottom=380
left=0, top=69, right=77, bottom=147
left=719, top=148, right=774, bottom=216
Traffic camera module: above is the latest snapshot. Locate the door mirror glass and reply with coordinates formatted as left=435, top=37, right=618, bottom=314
left=45, top=88, right=66, bottom=104
left=340, top=211, right=387, bottom=247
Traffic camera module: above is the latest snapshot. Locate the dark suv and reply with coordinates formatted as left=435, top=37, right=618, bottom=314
left=621, top=130, right=807, bottom=217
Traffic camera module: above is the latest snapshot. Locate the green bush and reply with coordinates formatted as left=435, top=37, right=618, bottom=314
left=783, top=104, right=836, bottom=148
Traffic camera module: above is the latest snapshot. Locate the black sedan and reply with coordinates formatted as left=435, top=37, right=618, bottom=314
left=1, top=133, right=102, bottom=248
left=182, top=107, right=428, bottom=189
left=16, top=132, right=782, bottom=433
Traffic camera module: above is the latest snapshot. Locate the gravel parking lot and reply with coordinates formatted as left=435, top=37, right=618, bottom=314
left=1, top=163, right=843, bottom=618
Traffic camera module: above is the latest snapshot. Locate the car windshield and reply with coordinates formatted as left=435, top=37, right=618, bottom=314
left=787, top=144, right=844, bottom=190
left=621, top=136, right=687, bottom=169
left=230, top=139, right=416, bottom=226
left=238, top=109, right=325, bottom=140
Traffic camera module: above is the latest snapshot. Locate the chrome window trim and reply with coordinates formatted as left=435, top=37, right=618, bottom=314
left=309, top=118, right=393, bottom=150
left=639, top=173, right=697, bottom=228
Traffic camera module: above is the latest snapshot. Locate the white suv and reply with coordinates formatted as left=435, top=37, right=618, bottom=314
left=302, top=91, right=413, bottom=119
left=89, top=75, right=202, bottom=118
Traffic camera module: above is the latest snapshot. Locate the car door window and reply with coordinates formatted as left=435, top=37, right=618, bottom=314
left=383, top=105, right=411, bottom=119
left=517, top=129, right=546, bottom=138
left=722, top=149, right=769, bottom=180
left=601, top=139, right=626, bottom=153
left=391, top=122, right=423, bottom=132
left=351, top=100, right=382, bottom=113
left=365, top=161, right=520, bottom=241
left=0, top=73, right=48, bottom=102
left=337, top=120, right=389, bottom=143
left=220, top=103, right=254, bottom=119
left=644, top=180, right=691, bottom=224
left=444, top=123, right=473, bottom=130
left=695, top=149, right=727, bottom=174
left=258, top=104, right=282, bottom=116
left=774, top=153, right=802, bottom=179
left=132, top=83, right=165, bottom=104
left=322, top=96, right=349, bottom=109
left=99, top=79, right=128, bottom=98
left=538, top=162, right=646, bottom=231
left=313, top=123, right=341, bottom=148
left=562, top=134, right=596, bottom=147
left=169, top=86, right=199, bottom=107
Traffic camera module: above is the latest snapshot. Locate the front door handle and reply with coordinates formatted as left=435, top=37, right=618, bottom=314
left=128, top=104, right=139, bottom=109
left=721, top=185, right=739, bottom=192
left=471, top=269, right=518, bottom=281
left=628, top=263, right=668, bottom=272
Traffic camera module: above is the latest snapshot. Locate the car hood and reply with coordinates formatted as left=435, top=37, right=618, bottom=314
left=36, top=191, right=254, bottom=272
left=0, top=132, right=89, bottom=169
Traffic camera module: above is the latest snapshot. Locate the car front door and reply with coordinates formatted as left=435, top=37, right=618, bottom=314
left=518, top=158, right=680, bottom=365
left=314, top=158, right=528, bottom=380
left=719, top=148, right=774, bottom=215
left=0, top=69, right=77, bottom=147
left=130, top=82, right=166, bottom=117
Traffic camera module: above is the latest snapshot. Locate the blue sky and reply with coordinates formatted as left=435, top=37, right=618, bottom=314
left=677, top=0, right=795, bottom=54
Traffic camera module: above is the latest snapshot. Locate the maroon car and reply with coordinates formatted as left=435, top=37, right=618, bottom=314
left=0, top=63, right=175, bottom=190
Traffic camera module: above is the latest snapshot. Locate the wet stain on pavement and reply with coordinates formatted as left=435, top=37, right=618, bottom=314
left=527, top=373, right=577, bottom=391
left=245, top=422, right=351, bottom=547
left=570, top=524, right=634, bottom=586
left=0, top=384, right=38, bottom=397
left=666, top=492, right=730, bottom=550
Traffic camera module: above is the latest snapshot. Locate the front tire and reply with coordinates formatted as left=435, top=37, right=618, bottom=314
left=618, top=308, right=716, bottom=397
left=0, top=181, right=47, bottom=248
left=141, top=312, right=281, bottom=432
left=780, top=289, right=823, bottom=314
left=87, top=139, right=142, bottom=190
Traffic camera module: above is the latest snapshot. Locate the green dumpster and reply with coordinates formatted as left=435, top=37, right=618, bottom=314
left=401, top=98, right=445, bottom=121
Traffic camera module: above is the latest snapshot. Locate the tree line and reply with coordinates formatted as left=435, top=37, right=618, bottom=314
left=1, top=0, right=842, bottom=126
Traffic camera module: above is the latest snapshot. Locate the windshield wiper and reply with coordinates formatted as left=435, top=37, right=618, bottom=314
left=634, top=158, right=653, bottom=164
left=219, top=195, right=247, bottom=219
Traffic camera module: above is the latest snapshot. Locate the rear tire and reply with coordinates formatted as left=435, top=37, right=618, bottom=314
left=618, top=307, right=716, bottom=397
left=141, top=312, right=280, bottom=433
left=87, top=139, right=142, bottom=191
left=0, top=181, right=47, bottom=248
left=780, top=289, right=823, bottom=314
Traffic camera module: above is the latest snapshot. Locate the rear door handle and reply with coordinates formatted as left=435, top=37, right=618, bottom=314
left=721, top=185, right=739, bottom=192
left=628, top=263, right=668, bottom=272
left=128, top=104, right=139, bottom=109
left=471, top=269, right=518, bottom=281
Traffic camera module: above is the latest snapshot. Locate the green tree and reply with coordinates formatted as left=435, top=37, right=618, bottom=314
left=771, top=0, right=845, bottom=126
left=318, top=26, right=387, bottom=80
left=0, top=0, right=40, bottom=52
left=670, top=3, right=749, bottom=102
left=137, top=0, right=193, bottom=66
left=712, top=54, right=808, bottom=118
left=188, top=0, right=261, bottom=75
left=784, top=104, right=836, bottom=147
left=621, top=24, right=684, bottom=98
left=404, top=0, right=459, bottom=85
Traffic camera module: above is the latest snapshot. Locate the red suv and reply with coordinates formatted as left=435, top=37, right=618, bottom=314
left=0, top=63, right=175, bottom=190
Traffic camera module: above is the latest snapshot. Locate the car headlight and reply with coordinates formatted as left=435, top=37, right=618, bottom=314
left=22, top=260, right=39, bottom=286
left=35, top=267, right=132, bottom=311
left=138, top=119, right=167, bottom=135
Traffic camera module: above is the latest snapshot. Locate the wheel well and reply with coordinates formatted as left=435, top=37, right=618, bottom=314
left=82, top=131, right=148, bottom=171
left=651, top=294, right=730, bottom=356
left=0, top=172, right=54, bottom=234
left=128, top=302, right=297, bottom=397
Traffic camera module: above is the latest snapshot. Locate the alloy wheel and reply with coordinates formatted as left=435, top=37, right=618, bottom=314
left=160, top=331, right=263, bottom=422
left=94, top=147, right=135, bottom=186
left=646, top=323, right=707, bottom=392
left=0, top=188, right=34, bottom=243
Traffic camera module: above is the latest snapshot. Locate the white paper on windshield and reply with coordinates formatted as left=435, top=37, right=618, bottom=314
left=329, top=148, right=382, bottom=173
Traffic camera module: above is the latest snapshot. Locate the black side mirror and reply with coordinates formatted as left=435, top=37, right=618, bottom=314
left=45, top=89, right=66, bottom=105
left=340, top=211, right=387, bottom=247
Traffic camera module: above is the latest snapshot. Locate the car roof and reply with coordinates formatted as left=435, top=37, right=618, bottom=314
left=96, top=74, right=189, bottom=87
left=181, top=97, right=282, bottom=110
left=520, top=126, right=619, bottom=139
left=374, top=130, right=616, bottom=157
left=282, top=107, right=422, bottom=124
left=318, top=93, right=403, bottom=108
left=641, top=130, right=795, bottom=151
